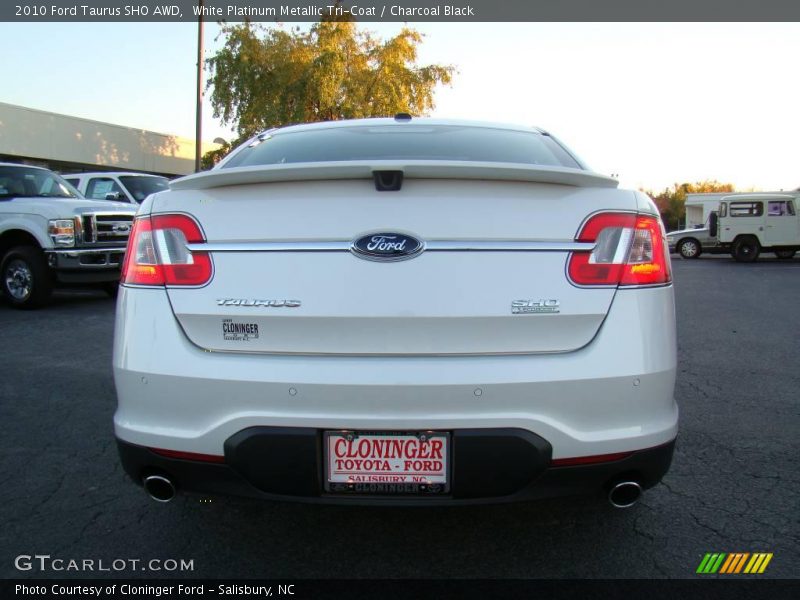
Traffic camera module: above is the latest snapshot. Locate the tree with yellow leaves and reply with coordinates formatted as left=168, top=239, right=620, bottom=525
left=204, top=14, right=454, bottom=167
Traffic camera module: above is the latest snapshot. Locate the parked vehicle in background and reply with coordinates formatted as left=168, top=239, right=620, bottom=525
left=0, top=163, right=136, bottom=308
left=113, top=117, right=678, bottom=508
left=63, top=172, right=169, bottom=204
left=665, top=222, right=724, bottom=259
left=712, top=193, right=799, bottom=262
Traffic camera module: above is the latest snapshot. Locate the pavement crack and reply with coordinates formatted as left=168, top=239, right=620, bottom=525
left=686, top=510, right=726, bottom=539
left=37, top=473, right=67, bottom=507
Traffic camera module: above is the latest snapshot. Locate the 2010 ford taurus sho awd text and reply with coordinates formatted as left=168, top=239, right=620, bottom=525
left=113, top=117, right=678, bottom=507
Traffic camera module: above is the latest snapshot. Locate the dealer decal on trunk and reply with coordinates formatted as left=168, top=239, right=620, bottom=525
left=222, top=319, right=259, bottom=341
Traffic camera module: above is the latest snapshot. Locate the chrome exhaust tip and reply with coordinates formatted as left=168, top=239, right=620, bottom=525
left=143, top=474, right=176, bottom=503
left=608, top=481, right=642, bottom=509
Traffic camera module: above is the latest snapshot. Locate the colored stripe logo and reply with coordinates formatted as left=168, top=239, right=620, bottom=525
left=697, top=553, right=773, bottom=574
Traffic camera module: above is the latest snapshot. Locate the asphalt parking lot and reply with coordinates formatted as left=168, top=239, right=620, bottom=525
left=1, top=256, right=798, bottom=580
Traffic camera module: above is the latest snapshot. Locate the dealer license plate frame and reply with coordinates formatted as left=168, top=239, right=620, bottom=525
left=323, top=430, right=451, bottom=495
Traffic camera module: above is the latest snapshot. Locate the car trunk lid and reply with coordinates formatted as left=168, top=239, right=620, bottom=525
left=152, top=169, right=635, bottom=356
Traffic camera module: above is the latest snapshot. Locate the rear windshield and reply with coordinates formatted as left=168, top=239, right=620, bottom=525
left=223, top=125, right=583, bottom=169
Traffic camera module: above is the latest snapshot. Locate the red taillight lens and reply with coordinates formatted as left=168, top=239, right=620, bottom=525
left=568, top=212, right=672, bottom=287
left=121, top=214, right=212, bottom=287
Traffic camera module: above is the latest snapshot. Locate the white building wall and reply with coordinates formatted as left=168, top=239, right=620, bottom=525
left=685, top=193, right=729, bottom=228
left=0, top=102, right=219, bottom=176
left=685, top=204, right=706, bottom=228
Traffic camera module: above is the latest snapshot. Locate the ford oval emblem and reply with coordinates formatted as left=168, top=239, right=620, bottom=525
left=351, top=232, right=424, bottom=262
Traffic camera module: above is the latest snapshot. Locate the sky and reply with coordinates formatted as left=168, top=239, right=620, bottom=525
left=1, top=21, right=798, bottom=191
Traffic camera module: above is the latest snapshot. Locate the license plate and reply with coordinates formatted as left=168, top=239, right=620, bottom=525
left=324, top=431, right=449, bottom=494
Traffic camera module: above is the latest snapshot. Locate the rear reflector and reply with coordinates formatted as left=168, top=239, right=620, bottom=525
left=121, top=214, right=212, bottom=287
left=149, top=448, right=225, bottom=463
left=568, top=212, right=672, bottom=287
left=550, top=451, right=634, bottom=467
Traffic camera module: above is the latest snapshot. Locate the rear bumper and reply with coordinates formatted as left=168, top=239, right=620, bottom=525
left=118, top=431, right=676, bottom=506
left=114, top=285, right=678, bottom=461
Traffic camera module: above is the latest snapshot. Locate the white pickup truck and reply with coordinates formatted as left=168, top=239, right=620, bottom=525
left=711, top=193, right=799, bottom=262
left=0, top=163, right=137, bottom=308
left=63, top=171, right=169, bottom=204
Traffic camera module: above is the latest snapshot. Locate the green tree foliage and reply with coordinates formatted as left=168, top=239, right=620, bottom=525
left=642, top=180, right=736, bottom=230
left=203, top=16, right=454, bottom=168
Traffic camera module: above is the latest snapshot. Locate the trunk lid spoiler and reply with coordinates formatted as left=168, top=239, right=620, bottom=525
left=170, top=161, right=618, bottom=191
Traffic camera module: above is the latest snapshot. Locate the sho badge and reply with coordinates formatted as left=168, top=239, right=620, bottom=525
left=222, top=319, right=259, bottom=341
left=511, top=299, right=560, bottom=314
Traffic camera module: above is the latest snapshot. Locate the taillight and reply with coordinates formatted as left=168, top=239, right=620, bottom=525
left=568, top=212, right=672, bottom=287
left=121, top=214, right=212, bottom=286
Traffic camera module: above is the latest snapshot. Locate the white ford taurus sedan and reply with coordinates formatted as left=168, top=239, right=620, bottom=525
left=113, top=117, right=677, bottom=507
